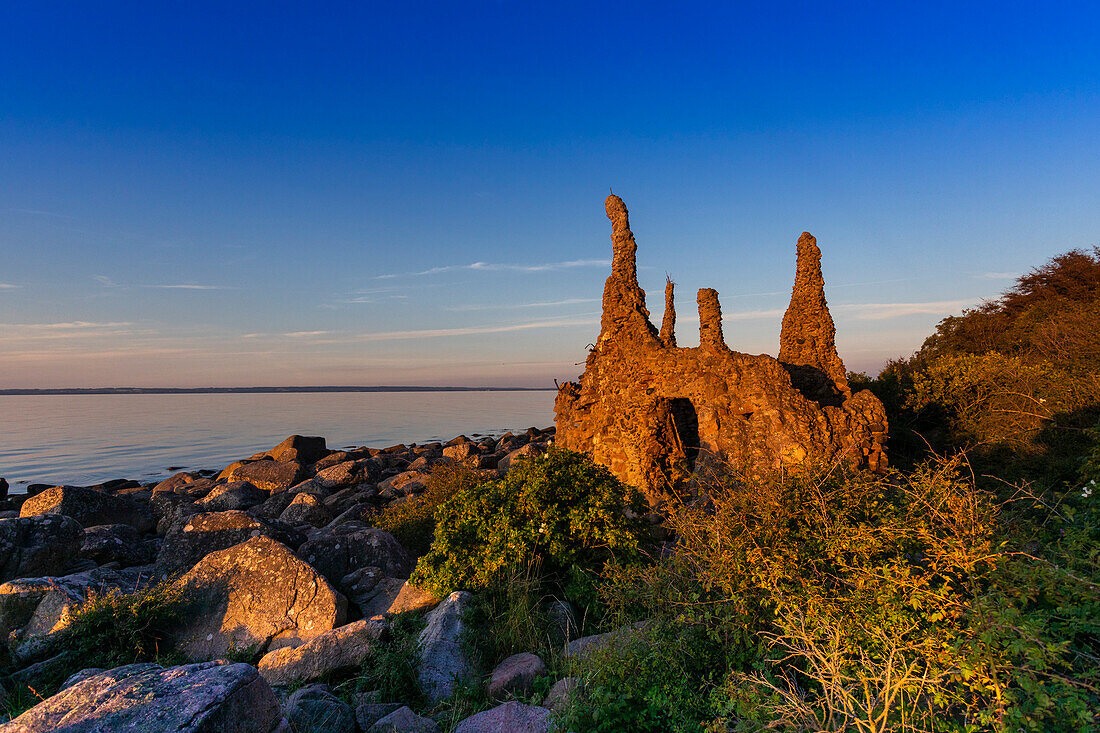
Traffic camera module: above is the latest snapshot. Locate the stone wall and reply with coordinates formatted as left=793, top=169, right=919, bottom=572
left=554, top=195, right=888, bottom=504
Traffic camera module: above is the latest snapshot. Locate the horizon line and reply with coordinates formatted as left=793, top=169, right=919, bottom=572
left=0, top=385, right=559, bottom=395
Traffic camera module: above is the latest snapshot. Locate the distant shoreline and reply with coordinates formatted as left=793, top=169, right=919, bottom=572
left=0, top=386, right=557, bottom=396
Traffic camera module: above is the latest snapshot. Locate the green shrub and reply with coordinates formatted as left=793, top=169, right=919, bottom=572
left=409, top=448, right=651, bottom=599
left=368, top=462, right=483, bottom=557
left=337, top=612, right=425, bottom=708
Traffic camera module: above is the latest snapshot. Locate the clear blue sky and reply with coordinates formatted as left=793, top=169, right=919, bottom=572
left=2, top=2, right=1098, bottom=388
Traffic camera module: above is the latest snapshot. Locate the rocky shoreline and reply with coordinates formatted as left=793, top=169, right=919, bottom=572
left=0, top=427, right=583, bottom=732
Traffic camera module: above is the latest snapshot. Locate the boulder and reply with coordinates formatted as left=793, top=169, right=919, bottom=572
left=0, top=515, right=84, bottom=583
left=542, top=677, right=580, bottom=714
left=257, top=618, right=385, bottom=686
left=78, top=523, right=151, bottom=566
left=454, top=702, right=552, bottom=733
left=225, top=460, right=305, bottom=493
left=368, top=706, right=439, bottom=733
left=173, top=535, right=346, bottom=660
left=152, top=471, right=200, bottom=494
left=278, top=493, right=331, bottom=528
left=487, top=652, right=547, bottom=699
left=497, top=444, right=543, bottom=473
left=355, top=700, right=404, bottom=731
left=2, top=661, right=285, bottom=732
left=417, top=591, right=475, bottom=702
left=267, top=435, right=329, bottom=464
left=156, top=510, right=303, bottom=577
left=442, top=442, right=476, bottom=461
left=563, top=621, right=648, bottom=659
left=19, top=485, right=155, bottom=534
left=338, top=565, right=382, bottom=608
left=283, top=683, right=355, bottom=733
left=296, top=523, right=411, bottom=584
left=195, top=481, right=268, bottom=512
left=0, top=477, right=8, bottom=500
left=357, top=579, right=440, bottom=619
left=314, top=458, right=381, bottom=490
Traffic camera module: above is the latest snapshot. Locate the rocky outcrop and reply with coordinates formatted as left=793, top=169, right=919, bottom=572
left=0, top=515, right=84, bottom=583
left=19, top=485, right=154, bottom=534
left=779, top=232, right=851, bottom=402
left=2, top=661, right=285, bottom=732
left=417, top=591, right=475, bottom=702
left=257, top=618, right=385, bottom=686
left=555, top=195, right=888, bottom=503
left=172, top=535, right=346, bottom=660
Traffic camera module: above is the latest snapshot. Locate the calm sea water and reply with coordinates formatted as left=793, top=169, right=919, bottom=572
left=0, top=391, right=556, bottom=491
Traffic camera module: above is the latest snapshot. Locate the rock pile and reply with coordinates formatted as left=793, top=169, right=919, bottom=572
left=0, top=428, right=557, bottom=731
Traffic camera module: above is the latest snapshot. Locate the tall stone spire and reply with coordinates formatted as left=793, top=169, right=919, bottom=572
left=660, top=276, right=676, bottom=347
left=779, top=232, right=850, bottom=398
left=697, top=288, right=726, bottom=350
left=600, top=195, right=656, bottom=340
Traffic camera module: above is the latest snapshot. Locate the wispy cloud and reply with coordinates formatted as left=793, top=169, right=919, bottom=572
left=299, top=316, right=600, bottom=345
left=0, top=321, right=139, bottom=341
left=284, top=330, right=331, bottom=338
left=976, top=271, right=1017, bottom=280
left=145, top=284, right=229, bottom=290
left=93, top=275, right=118, bottom=287
left=835, top=299, right=975, bottom=320
left=376, top=259, right=610, bottom=279
left=0, top=283, right=19, bottom=289
left=446, top=298, right=599, bottom=312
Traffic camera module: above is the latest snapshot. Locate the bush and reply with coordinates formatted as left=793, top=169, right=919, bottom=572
left=368, top=462, right=483, bottom=558
left=409, top=448, right=651, bottom=599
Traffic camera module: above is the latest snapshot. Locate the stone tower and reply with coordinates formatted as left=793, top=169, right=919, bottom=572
left=554, top=195, right=887, bottom=504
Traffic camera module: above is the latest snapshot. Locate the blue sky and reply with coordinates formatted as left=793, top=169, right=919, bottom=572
left=1, top=2, right=1098, bottom=387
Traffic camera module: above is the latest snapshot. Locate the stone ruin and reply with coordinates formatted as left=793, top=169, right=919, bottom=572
left=554, top=195, right=888, bottom=503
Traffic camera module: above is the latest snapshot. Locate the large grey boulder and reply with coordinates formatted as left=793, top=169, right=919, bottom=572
left=417, top=591, right=475, bottom=702
left=257, top=618, right=385, bottom=686
left=277, top=493, right=331, bottom=528
left=195, top=481, right=268, bottom=512
left=1, top=661, right=286, bottom=732
left=542, top=677, right=580, bottom=714
left=283, top=683, right=355, bottom=733
left=19, top=486, right=154, bottom=534
left=155, top=510, right=303, bottom=577
left=225, top=460, right=305, bottom=493
left=313, top=458, right=381, bottom=490
left=266, top=435, right=329, bottom=464
left=0, top=515, right=84, bottom=583
left=454, top=702, right=551, bottom=733
left=368, top=706, right=439, bottom=733
left=487, top=652, right=546, bottom=699
left=296, top=523, right=411, bottom=584
left=78, top=524, right=150, bottom=567
left=172, top=535, right=346, bottom=661
left=357, top=579, right=440, bottom=619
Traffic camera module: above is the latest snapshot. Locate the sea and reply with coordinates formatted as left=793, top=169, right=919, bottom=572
left=0, top=391, right=556, bottom=492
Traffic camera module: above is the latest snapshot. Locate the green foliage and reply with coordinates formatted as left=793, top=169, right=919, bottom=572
left=368, top=462, right=483, bottom=558
left=337, top=612, right=426, bottom=708
left=2, top=581, right=188, bottom=719
left=410, top=447, right=651, bottom=598
left=44, top=581, right=188, bottom=670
